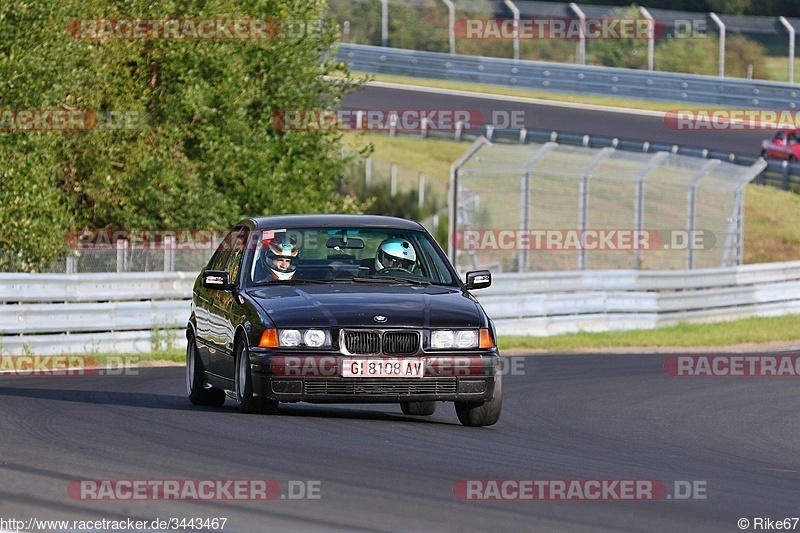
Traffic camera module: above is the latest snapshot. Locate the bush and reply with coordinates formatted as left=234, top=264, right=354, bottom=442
left=656, top=33, right=772, bottom=79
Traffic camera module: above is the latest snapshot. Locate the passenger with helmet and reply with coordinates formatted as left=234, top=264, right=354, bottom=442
left=256, top=234, right=300, bottom=281
left=375, top=237, right=417, bottom=273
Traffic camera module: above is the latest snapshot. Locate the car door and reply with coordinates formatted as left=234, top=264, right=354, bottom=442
left=772, top=131, right=790, bottom=160
left=194, top=232, right=234, bottom=370
left=206, top=227, right=248, bottom=380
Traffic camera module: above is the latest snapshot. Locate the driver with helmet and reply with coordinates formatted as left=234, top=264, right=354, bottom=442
left=257, top=234, right=300, bottom=281
left=375, top=237, right=417, bottom=272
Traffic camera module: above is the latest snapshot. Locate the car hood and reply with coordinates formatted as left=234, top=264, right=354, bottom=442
left=247, top=284, right=484, bottom=329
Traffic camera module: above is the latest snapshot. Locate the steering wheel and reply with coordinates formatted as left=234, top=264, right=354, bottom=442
left=374, top=267, right=414, bottom=276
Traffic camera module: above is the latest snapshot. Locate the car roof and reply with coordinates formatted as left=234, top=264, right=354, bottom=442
left=247, top=214, right=425, bottom=231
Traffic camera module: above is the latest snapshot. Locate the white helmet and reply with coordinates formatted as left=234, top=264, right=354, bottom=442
left=375, top=238, right=416, bottom=271
left=262, top=236, right=300, bottom=280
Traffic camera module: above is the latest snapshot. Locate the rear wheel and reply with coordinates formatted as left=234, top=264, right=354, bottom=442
left=186, top=332, right=225, bottom=407
left=454, top=375, right=502, bottom=427
left=235, top=343, right=278, bottom=414
left=400, top=401, right=436, bottom=416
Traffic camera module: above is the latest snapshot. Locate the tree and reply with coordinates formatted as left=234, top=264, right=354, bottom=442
left=0, top=0, right=365, bottom=271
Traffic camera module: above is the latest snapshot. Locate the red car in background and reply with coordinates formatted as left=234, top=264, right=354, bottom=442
left=761, top=129, right=800, bottom=161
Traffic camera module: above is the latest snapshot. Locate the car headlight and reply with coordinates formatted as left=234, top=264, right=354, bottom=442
left=304, top=329, right=328, bottom=347
left=431, top=329, right=478, bottom=349
left=259, top=329, right=332, bottom=348
left=430, top=329, right=494, bottom=350
left=279, top=329, right=302, bottom=347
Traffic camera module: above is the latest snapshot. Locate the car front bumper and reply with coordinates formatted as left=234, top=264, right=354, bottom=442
left=249, top=352, right=500, bottom=404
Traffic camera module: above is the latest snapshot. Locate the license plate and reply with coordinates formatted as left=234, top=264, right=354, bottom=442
left=342, top=358, right=425, bottom=378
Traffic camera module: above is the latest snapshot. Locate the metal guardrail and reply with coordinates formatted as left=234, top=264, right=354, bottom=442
left=481, top=261, right=800, bottom=336
left=2, top=265, right=800, bottom=354
left=337, top=43, right=800, bottom=108
left=0, top=272, right=194, bottom=356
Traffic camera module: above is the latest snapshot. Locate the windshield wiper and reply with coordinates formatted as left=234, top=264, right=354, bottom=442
left=352, top=276, right=430, bottom=286
left=252, top=279, right=331, bottom=286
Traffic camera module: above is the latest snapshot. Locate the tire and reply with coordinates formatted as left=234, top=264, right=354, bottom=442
left=760, top=150, right=768, bottom=159
left=186, top=332, right=226, bottom=407
left=400, top=401, right=436, bottom=416
left=454, top=374, right=503, bottom=427
left=235, top=342, right=278, bottom=415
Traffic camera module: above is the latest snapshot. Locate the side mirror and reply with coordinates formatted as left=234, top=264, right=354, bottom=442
left=465, top=270, right=492, bottom=290
left=202, top=270, right=234, bottom=290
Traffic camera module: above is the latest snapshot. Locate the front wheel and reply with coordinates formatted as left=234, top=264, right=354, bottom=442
left=454, top=375, right=502, bottom=427
left=400, top=401, right=436, bottom=416
left=235, top=343, right=278, bottom=414
left=186, top=332, right=225, bottom=407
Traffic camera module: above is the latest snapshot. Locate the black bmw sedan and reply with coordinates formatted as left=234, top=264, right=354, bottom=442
left=186, top=214, right=502, bottom=426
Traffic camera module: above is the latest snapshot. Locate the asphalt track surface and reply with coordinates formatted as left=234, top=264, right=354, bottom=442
left=2, top=355, right=800, bottom=533
left=343, top=83, right=769, bottom=156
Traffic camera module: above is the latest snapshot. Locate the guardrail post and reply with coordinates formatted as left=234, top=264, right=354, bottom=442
left=418, top=173, right=425, bottom=209
left=709, top=13, right=725, bottom=77
left=390, top=163, right=397, bottom=196
left=365, top=156, right=372, bottom=188
left=782, top=160, right=790, bottom=190
left=66, top=255, right=76, bottom=274
left=779, top=16, right=796, bottom=84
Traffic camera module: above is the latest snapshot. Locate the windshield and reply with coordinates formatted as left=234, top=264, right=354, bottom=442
left=249, top=227, right=456, bottom=286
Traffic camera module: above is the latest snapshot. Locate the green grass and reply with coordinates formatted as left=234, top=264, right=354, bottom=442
left=763, top=56, right=800, bottom=84
left=498, top=315, right=800, bottom=352
left=77, top=350, right=184, bottom=365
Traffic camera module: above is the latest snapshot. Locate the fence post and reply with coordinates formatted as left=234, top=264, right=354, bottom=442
left=164, top=234, right=175, bottom=272
left=577, top=148, right=615, bottom=270
left=390, top=163, right=397, bottom=196
left=365, top=156, right=372, bottom=188
left=418, top=173, right=425, bottom=209
left=116, top=238, right=128, bottom=272
left=709, top=13, right=726, bottom=77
